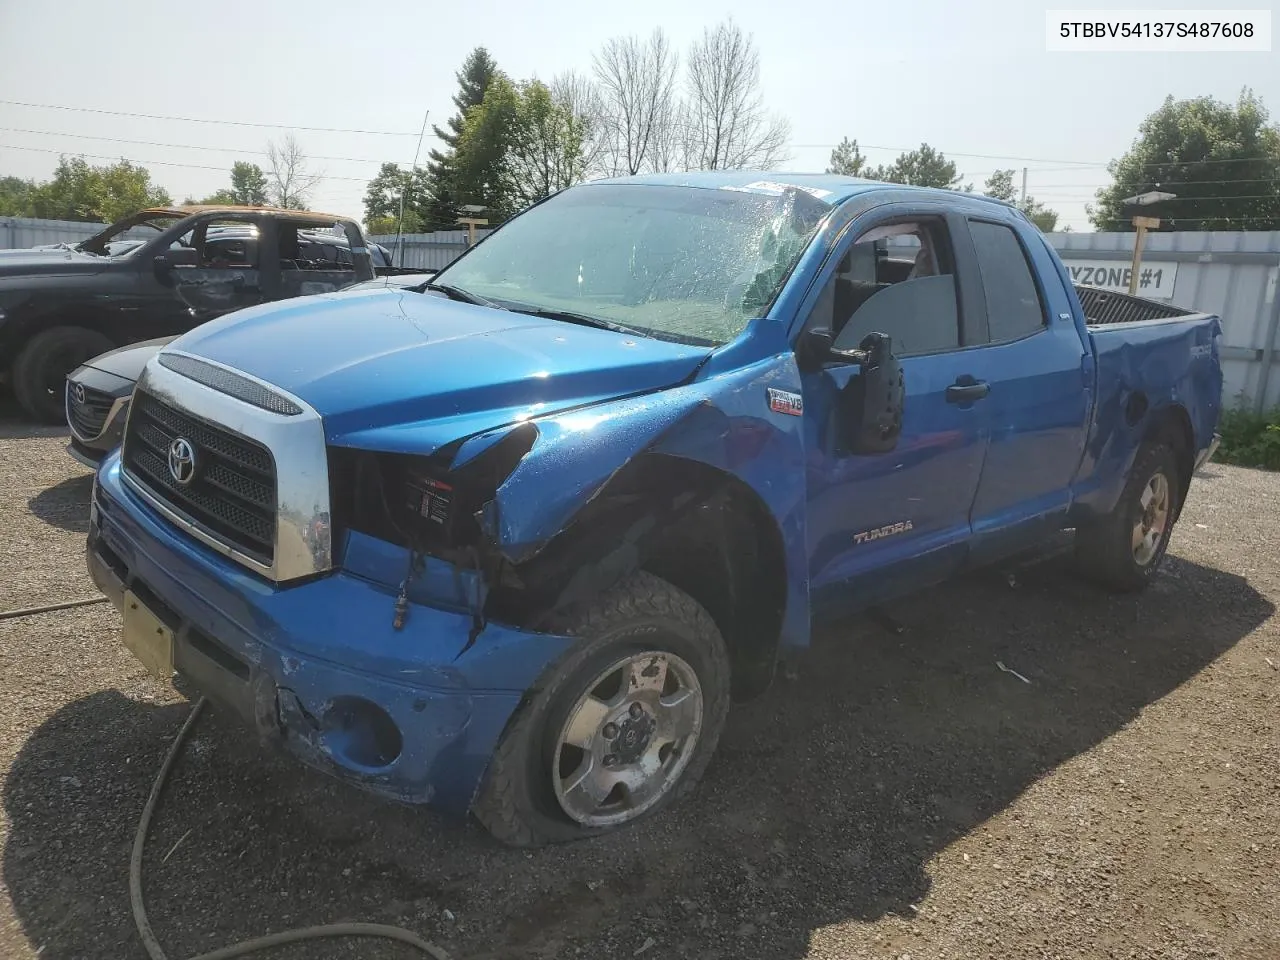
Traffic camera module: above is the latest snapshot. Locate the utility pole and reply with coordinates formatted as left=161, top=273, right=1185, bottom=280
left=1020, top=167, right=1028, bottom=206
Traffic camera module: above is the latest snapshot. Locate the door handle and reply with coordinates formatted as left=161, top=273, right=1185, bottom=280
left=946, top=376, right=990, bottom=404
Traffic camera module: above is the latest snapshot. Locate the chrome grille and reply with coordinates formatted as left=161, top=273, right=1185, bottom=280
left=66, top=381, right=115, bottom=438
left=122, top=391, right=277, bottom=564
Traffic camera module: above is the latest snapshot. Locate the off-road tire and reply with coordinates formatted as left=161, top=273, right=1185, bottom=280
left=472, top=571, right=731, bottom=847
left=1075, top=441, right=1182, bottom=593
left=13, top=326, right=114, bottom=424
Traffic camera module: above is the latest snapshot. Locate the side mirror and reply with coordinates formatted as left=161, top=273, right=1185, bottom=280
left=842, top=331, right=905, bottom=454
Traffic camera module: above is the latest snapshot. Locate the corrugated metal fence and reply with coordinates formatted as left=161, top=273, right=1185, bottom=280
left=1046, top=231, right=1280, bottom=413
left=4, top=217, right=1278, bottom=412
left=0, top=216, right=113, bottom=249
left=368, top=230, right=492, bottom=271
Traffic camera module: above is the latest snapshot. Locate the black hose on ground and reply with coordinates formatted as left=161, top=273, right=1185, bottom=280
left=131, top=696, right=453, bottom=960
left=0, top=596, right=108, bottom=620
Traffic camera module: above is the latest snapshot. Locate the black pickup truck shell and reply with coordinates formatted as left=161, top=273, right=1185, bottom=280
left=0, top=205, right=387, bottom=421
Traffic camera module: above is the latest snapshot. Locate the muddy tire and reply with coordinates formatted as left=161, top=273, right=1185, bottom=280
left=13, top=326, right=114, bottom=424
left=1075, top=441, right=1182, bottom=593
left=472, top=571, right=730, bottom=847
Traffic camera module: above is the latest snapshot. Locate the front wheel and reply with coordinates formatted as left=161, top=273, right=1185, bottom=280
left=473, top=571, right=730, bottom=847
left=1075, top=441, right=1182, bottom=592
left=13, top=326, right=114, bottom=424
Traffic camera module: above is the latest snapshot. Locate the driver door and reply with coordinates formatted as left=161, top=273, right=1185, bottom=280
left=801, top=210, right=992, bottom=616
left=167, top=218, right=267, bottom=322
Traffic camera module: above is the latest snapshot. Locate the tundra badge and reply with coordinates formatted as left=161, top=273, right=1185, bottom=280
left=853, top=520, right=914, bottom=544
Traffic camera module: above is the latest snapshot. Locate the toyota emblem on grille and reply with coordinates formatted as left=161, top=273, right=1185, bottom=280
left=71, top=381, right=86, bottom=406
left=167, top=437, right=197, bottom=486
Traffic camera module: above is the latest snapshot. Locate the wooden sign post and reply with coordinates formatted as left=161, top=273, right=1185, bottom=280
left=456, top=216, right=489, bottom=248
left=1128, top=215, right=1161, bottom=295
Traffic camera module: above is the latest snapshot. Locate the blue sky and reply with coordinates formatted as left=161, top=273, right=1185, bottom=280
left=0, top=0, right=1275, bottom=230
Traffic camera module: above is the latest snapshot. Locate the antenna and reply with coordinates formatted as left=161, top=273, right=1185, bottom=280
left=394, top=109, right=430, bottom=269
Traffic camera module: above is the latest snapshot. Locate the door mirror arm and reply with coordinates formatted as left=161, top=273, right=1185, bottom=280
left=798, top=327, right=869, bottom=371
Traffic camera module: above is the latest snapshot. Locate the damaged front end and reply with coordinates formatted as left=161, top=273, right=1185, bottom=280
left=327, top=339, right=814, bottom=706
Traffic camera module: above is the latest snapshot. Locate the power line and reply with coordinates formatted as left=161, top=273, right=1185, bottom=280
left=791, top=144, right=1110, bottom=166
left=0, top=99, right=424, bottom=137
left=798, top=144, right=1280, bottom=172
left=0, top=127, right=403, bottom=166
left=0, top=143, right=371, bottom=182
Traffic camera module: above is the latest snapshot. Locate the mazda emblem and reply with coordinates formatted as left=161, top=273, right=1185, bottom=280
left=71, top=381, right=86, bottom=406
left=167, top=437, right=197, bottom=486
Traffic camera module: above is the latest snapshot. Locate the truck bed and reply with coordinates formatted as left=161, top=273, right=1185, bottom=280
left=1073, top=284, right=1208, bottom=327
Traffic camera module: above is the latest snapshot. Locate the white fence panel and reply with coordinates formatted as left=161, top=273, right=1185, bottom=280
left=1047, top=231, right=1280, bottom=412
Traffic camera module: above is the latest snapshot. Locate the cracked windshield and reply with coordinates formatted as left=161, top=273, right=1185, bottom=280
left=432, top=182, right=831, bottom=345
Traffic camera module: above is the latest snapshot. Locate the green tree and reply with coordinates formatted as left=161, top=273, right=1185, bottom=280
left=1091, top=89, right=1280, bottom=231
left=869, top=143, right=968, bottom=190
left=0, top=176, right=37, bottom=216
left=229, top=161, right=269, bottom=205
left=453, top=74, right=520, bottom=219
left=984, top=168, right=1060, bottom=232
left=424, top=47, right=499, bottom=229
left=362, top=162, right=428, bottom=233
left=29, top=157, right=171, bottom=222
left=825, top=137, right=869, bottom=177
left=984, top=168, right=1017, bottom=201
left=196, top=188, right=240, bottom=205
left=502, top=80, right=587, bottom=208
left=454, top=77, right=589, bottom=220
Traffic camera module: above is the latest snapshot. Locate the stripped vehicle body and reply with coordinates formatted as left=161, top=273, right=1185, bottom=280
left=87, top=172, right=1223, bottom=837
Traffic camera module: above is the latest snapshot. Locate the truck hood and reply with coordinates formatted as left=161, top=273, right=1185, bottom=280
left=0, top=249, right=108, bottom=278
left=165, top=287, right=713, bottom=445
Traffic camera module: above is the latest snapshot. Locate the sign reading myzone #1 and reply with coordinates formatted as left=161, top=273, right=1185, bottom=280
left=1063, top=259, right=1179, bottom=299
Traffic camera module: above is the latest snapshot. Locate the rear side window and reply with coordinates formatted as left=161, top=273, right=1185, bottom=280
left=969, top=221, right=1045, bottom=343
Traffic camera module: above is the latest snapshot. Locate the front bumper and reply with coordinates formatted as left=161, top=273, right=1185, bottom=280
left=89, top=454, right=573, bottom=815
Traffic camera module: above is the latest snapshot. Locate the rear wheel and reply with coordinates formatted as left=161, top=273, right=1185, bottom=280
left=13, top=326, right=114, bottom=424
left=1075, top=441, right=1182, bottom=592
left=473, top=571, right=730, bottom=847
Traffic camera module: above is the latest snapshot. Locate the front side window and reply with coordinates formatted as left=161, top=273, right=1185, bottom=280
left=811, top=218, right=962, bottom=357
left=432, top=182, right=831, bottom=346
left=969, top=220, right=1045, bottom=343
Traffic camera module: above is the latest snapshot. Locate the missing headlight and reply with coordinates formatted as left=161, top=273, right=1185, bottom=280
left=328, top=421, right=538, bottom=558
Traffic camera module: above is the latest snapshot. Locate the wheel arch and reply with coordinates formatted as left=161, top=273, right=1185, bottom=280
left=490, top=451, right=790, bottom=701
left=1141, top=401, right=1194, bottom=521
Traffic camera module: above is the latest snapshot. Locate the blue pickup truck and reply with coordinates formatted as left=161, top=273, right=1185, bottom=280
left=86, top=172, right=1223, bottom=846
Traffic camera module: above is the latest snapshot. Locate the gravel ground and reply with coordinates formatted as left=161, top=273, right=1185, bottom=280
left=1, top=405, right=1278, bottom=960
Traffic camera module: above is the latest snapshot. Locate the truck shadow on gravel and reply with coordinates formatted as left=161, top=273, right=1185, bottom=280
left=27, top=475, right=94, bottom=533
left=3, top=552, right=1273, bottom=959
left=0, top=400, right=68, bottom=442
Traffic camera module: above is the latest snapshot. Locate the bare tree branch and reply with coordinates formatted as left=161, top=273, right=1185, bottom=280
left=683, top=19, right=790, bottom=171
left=550, top=70, right=608, bottom=180
left=592, top=28, right=679, bottom=176
left=265, top=134, right=323, bottom=209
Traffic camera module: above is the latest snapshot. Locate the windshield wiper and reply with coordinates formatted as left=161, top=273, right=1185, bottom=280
left=507, top=306, right=642, bottom=337
left=422, top=282, right=506, bottom=310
